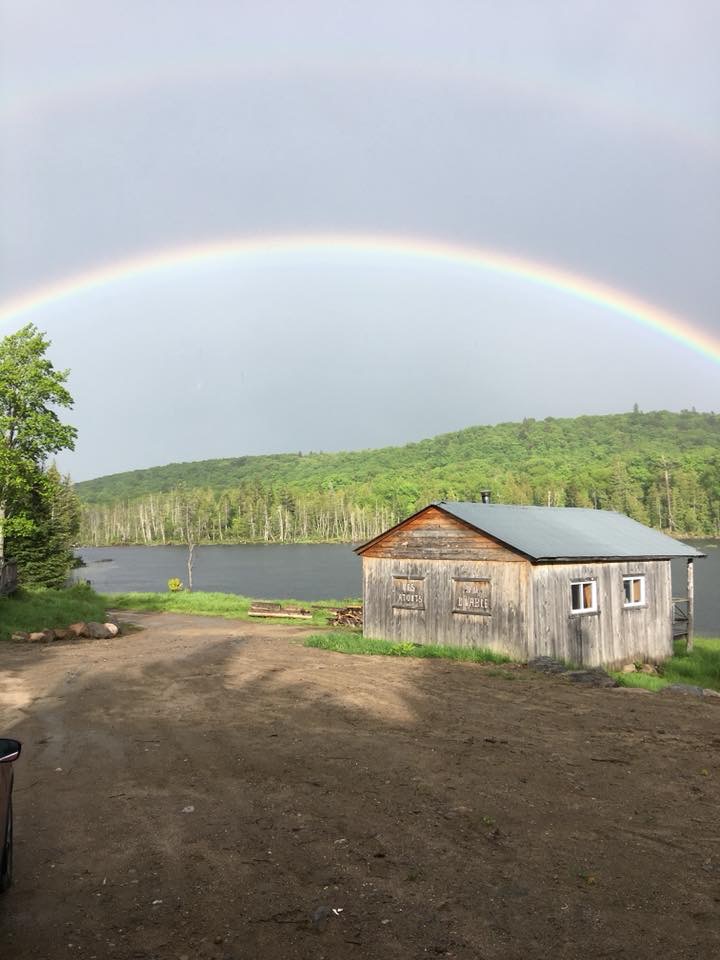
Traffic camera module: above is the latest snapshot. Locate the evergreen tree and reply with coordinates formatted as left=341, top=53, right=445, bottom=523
left=8, top=466, right=81, bottom=587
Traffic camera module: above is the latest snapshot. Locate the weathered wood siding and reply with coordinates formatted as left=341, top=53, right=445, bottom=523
left=530, top=560, right=672, bottom=668
left=360, top=506, right=521, bottom=562
left=363, top=557, right=531, bottom=659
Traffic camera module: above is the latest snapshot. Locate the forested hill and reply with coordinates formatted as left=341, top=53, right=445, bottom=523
left=76, top=410, right=720, bottom=544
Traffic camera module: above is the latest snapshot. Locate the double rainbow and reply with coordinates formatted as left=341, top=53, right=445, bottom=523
left=0, top=232, right=717, bottom=364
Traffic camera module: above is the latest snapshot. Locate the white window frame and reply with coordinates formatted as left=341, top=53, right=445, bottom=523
left=623, top=575, right=646, bottom=608
left=571, top=579, right=597, bottom=614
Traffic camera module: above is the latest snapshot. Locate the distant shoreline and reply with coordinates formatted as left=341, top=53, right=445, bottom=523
left=76, top=536, right=719, bottom=550
left=76, top=540, right=363, bottom=550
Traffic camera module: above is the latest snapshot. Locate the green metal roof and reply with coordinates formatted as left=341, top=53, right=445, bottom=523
left=435, top=501, right=705, bottom=561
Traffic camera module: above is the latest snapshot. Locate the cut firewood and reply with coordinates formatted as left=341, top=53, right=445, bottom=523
left=329, top=605, right=363, bottom=627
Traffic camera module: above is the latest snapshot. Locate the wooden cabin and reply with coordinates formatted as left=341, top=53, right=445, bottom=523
left=355, top=501, right=704, bottom=668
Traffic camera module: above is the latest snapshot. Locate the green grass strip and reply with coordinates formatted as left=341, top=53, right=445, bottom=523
left=305, top=632, right=512, bottom=663
left=102, top=591, right=359, bottom=626
left=612, top=672, right=669, bottom=692
left=0, top=584, right=108, bottom=640
left=612, top=636, right=720, bottom=692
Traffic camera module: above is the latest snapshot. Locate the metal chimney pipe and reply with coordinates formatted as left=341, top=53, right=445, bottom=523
left=480, top=490, right=491, bottom=504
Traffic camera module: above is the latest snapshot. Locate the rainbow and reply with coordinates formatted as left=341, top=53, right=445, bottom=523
left=3, top=59, right=717, bottom=159
left=0, top=232, right=718, bottom=364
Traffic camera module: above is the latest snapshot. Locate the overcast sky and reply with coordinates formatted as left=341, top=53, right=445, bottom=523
left=1, top=1, right=719, bottom=480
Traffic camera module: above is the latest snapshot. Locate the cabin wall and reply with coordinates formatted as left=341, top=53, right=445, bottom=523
left=362, top=557, right=530, bottom=660
left=530, top=560, right=672, bottom=668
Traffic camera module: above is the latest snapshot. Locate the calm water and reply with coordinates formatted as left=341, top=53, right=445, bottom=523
left=74, top=544, right=362, bottom=601
left=670, top=542, right=719, bottom=635
left=74, top=540, right=720, bottom=633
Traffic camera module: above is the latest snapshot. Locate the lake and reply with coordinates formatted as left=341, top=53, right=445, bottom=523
left=74, top=540, right=720, bottom=635
left=74, top=544, right=362, bottom=602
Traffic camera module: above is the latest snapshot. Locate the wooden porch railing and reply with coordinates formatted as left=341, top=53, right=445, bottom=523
left=672, top=597, right=690, bottom=642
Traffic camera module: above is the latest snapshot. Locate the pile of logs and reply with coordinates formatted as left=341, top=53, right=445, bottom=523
left=328, top=605, right=363, bottom=628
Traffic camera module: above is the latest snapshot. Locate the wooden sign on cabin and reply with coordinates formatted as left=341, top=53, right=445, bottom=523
left=392, top=576, right=425, bottom=610
left=453, top=577, right=491, bottom=615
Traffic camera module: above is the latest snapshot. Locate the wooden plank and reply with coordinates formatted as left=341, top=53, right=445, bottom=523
left=248, top=609, right=312, bottom=620
left=248, top=601, right=312, bottom=620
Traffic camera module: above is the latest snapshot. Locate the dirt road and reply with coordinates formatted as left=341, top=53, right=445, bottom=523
left=1, top=613, right=719, bottom=959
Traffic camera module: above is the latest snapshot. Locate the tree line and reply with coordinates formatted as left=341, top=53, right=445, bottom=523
left=79, top=441, right=720, bottom=545
left=80, top=486, right=398, bottom=545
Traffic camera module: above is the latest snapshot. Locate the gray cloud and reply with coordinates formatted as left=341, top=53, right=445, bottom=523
left=1, top=1, right=718, bottom=479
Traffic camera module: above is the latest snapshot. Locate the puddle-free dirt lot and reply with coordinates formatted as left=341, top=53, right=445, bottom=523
left=1, top=612, right=719, bottom=959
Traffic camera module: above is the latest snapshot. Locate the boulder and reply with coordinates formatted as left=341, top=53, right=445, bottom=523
left=528, top=656, right=568, bottom=675
left=68, top=622, right=87, bottom=637
left=563, top=668, right=619, bottom=688
left=621, top=663, right=637, bottom=674
left=10, top=632, right=29, bottom=643
left=660, top=684, right=706, bottom=698
left=85, top=621, right=113, bottom=639
left=103, top=622, right=120, bottom=637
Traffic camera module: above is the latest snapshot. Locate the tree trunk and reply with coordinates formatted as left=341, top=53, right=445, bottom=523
left=187, top=542, right=195, bottom=592
left=664, top=470, right=674, bottom=531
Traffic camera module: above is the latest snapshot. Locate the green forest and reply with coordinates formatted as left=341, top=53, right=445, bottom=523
left=76, top=409, right=720, bottom=545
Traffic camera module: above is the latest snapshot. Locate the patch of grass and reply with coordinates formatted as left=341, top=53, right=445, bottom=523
left=304, top=632, right=512, bottom=664
left=613, top=672, right=669, bottom=692
left=663, top=637, right=720, bottom=689
left=0, top=584, right=108, bottom=641
left=102, top=591, right=358, bottom=627
left=613, top=637, right=720, bottom=692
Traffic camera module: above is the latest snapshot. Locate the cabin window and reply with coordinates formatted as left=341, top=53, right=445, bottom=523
left=571, top=580, right=597, bottom=613
left=623, top=575, right=646, bottom=607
